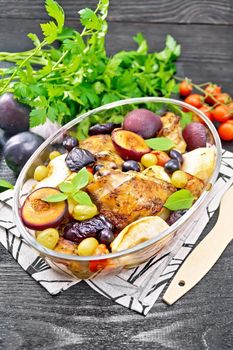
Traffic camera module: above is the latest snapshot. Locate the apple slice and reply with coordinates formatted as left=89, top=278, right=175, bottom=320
left=181, top=147, right=215, bottom=182
left=111, top=216, right=169, bottom=252
left=21, top=187, right=67, bottom=230
left=111, top=129, right=150, bottom=161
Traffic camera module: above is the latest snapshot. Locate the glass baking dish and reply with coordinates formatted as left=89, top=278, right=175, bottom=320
left=13, top=97, right=222, bottom=279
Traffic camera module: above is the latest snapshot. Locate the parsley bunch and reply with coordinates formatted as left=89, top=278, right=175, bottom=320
left=0, top=0, right=181, bottom=138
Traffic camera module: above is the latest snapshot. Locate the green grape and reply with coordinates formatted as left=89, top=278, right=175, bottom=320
left=49, top=151, right=61, bottom=160
left=171, top=170, right=188, bottom=188
left=141, top=153, right=158, bottom=168
left=34, top=165, right=49, bottom=181
left=72, top=204, right=98, bottom=221
left=77, top=237, right=99, bottom=256
left=36, top=228, right=59, bottom=250
left=88, top=172, right=94, bottom=183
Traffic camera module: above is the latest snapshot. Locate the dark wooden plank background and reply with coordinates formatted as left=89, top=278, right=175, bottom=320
left=0, top=1, right=233, bottom=349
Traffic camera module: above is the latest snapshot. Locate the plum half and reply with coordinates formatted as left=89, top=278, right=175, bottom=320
left=111, top=129, right=150, bottom=161
left=21, top=187, right=68, bottom=230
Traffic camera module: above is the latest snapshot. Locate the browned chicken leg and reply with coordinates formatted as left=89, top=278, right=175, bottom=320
left=87, top=170, right=176, bottom=230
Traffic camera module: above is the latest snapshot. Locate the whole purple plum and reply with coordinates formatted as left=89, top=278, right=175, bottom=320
left=183, top=122, right=207, bottom=151
left=123, top=109, right=162, bottom=139
left=0, top=93, right=30, bottom=135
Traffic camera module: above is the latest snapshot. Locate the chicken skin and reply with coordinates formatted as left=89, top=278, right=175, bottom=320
left=80, top=134, right=123, bottom=169
left=160, top=112, right=187, bottom=153
left=87, top=170, right=176, bottom=230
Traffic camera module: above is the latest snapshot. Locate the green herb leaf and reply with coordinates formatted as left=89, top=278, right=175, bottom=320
left=164, top=189, right=194, bottom=211
left=0, top=179, right=14, bottom=190
left=71, top=167, right=89, bottom=190
left=43, top=193, right=68, bottom=202
left=145, top=137, right=174, bottom=151
left=179, top=111, right=193, bottom=129
left=79, top=8, right=101, bottom=30
left=45, top=0, right=64, bottom=32
left=72, top=190, right=93, bottom=206
left=29, top=108, right=47, bottom=128
left=0, top=0, right=181, bottom=131
left=59, top=182, right=75, bottom=193
left=40, top=22, right=58, bottom=44
left=167, top=104, right=193, bottom=129
left=27, top=33, right=41, bottom=47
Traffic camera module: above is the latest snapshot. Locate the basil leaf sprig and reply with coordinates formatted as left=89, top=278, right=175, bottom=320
left=0, top=179, right=14, bottom=190
left=43, top=167, right=94, bottom=206
left=145, top=137, right=174, bottom=151
left=164, top=189, right=194, bottom=211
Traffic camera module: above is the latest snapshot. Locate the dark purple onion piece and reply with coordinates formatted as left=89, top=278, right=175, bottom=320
left=98, top=215, right=114, bottom=231
left=169, top=150, right=184, bottom=164
left=94, top=164, right=104, bottom=173
left=62, top=215, right=114, bottom=243
left=63, top=222, right=97, bottom=243
left=65, top=147, right=95, bottom=172
left=62, top=136, right=78, bottom=151
left=99, top=228, right=114, bottom=245
left=166, top=210, right=188, bottom=226
left=89, top=123, right=120, bottom=136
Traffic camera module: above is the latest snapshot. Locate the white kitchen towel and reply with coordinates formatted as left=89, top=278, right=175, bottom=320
left=0, top=149, right=232, bottom=315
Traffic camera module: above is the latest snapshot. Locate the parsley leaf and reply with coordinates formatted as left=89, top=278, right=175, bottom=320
left=45, top=0, right=64, bottom=31
left=0, top=0, right=181, bottom=129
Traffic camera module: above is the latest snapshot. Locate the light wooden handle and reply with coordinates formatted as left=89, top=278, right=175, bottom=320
left=163, top=185, right=233, bottom=305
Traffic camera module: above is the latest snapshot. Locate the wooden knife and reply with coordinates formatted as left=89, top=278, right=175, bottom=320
left=163, top=184, right=233, bottom=305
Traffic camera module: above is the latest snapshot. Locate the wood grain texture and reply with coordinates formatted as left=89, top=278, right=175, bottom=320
left=0, top=0, right=232, bottom=24
left=0, top=0, right=233, bottom=349
left=0, top=226, right=232, bottom=350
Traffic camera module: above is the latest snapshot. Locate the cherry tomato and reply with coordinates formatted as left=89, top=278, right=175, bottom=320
left=179, top=80, right=192, bottom=97
left=86, top=166, right=94, bottom=174
left=228, top=101, right=233, bottom=110
left=151, top=150, right=170, bottom=166
left=204, top=84, right=222, bottom=105
left=218, top=121, right=233, bottom=141
left=199, top=105, right=214, bottom=122
left=227, top=102, right=233, bottom=116
left=212, top=105, right=230, bottom=123
left=215, top=93, right=232, bottom=105
left=183, top=94, right=203, bottom=111
left=89, top=244, right=109, bottom=272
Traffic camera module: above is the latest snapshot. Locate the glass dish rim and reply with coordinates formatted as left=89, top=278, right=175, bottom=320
left=13, top=97, right=222, bottom=262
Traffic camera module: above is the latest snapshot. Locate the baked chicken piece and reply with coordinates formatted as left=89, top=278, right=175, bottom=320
left=87, top=170, right=176, bottom=230
left=160, top=112, right=187, bottom=153
left=184, top=173, right=205, bottom=199
left=142, top=165, right=205, bottom=200
left=80, top=134, right=123, bottom=169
